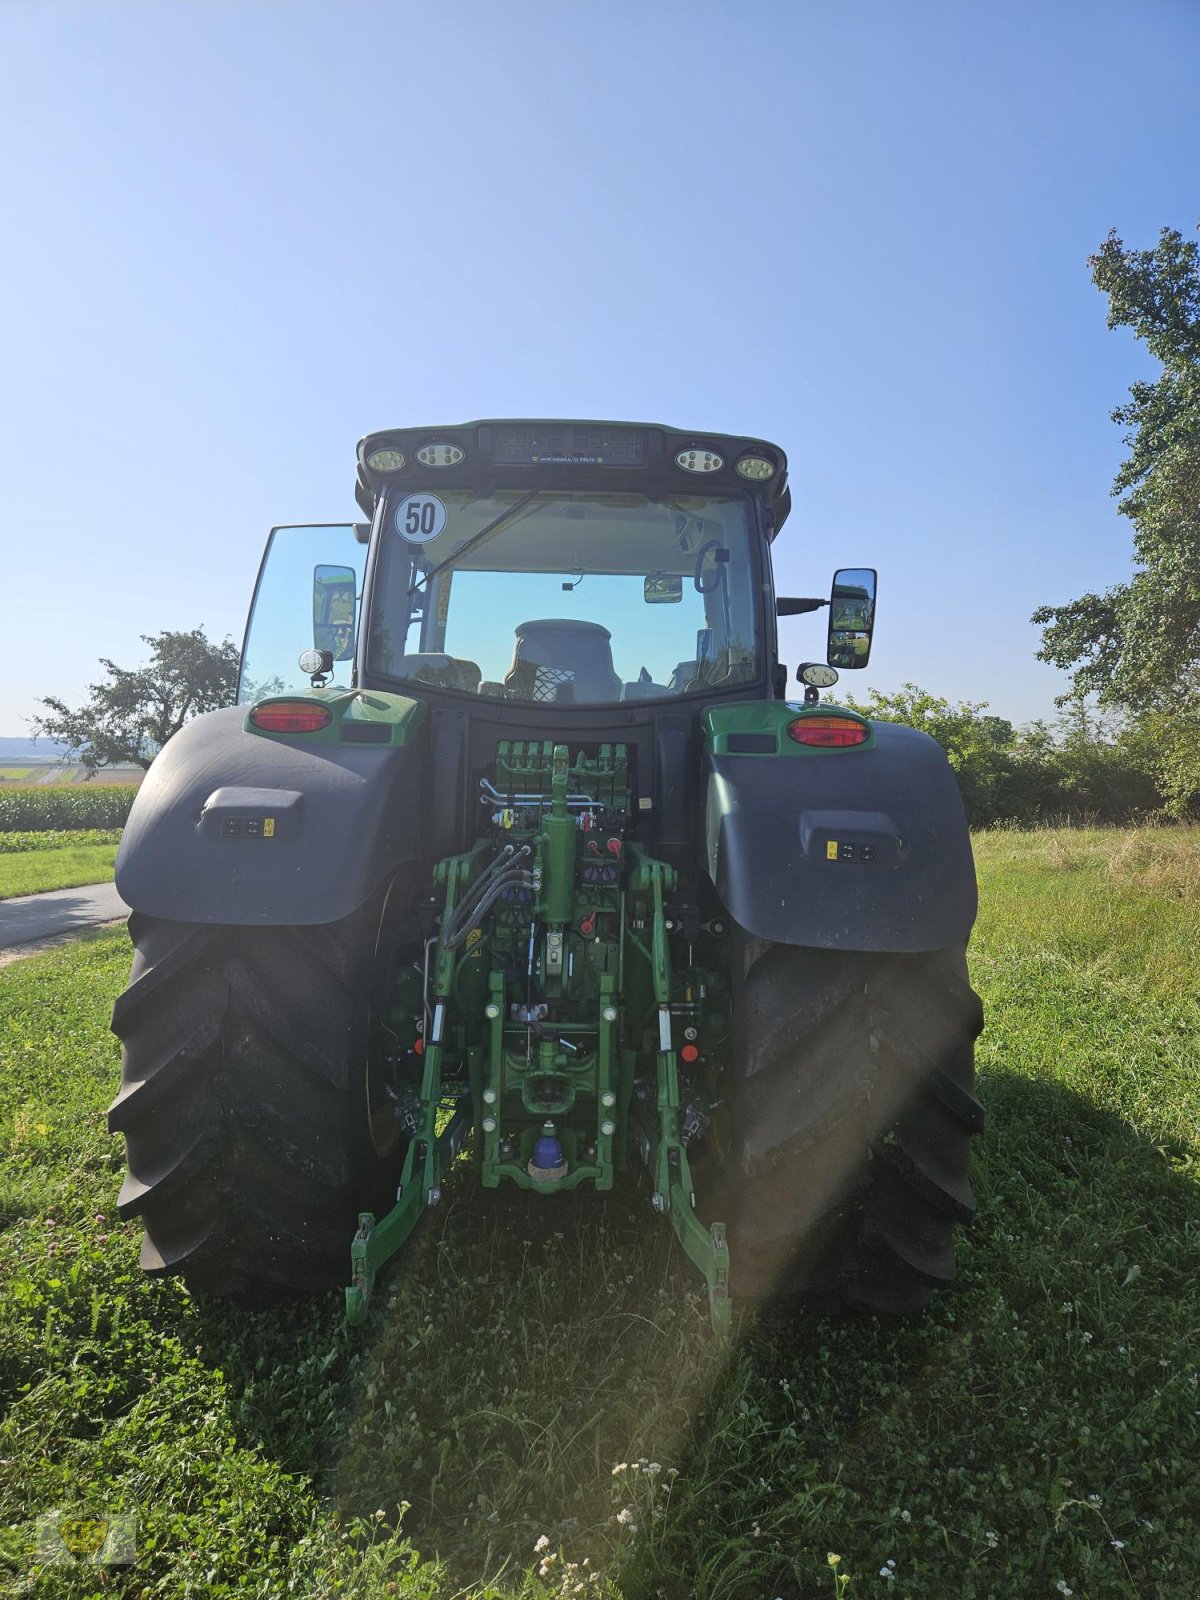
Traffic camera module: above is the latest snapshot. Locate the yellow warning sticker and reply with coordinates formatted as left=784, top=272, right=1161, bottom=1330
left=826, top=839, right=838, bottom=860
left=264, top=818, right=275, bottom=838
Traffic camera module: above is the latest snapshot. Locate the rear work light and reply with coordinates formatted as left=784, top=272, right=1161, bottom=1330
left=416, top=442, right=465, bottom=467
left=786, top=715, right=870, bottom=748
left=250, top=701, right=333, bottom=734
left=675, top=447, right=724, bottom=473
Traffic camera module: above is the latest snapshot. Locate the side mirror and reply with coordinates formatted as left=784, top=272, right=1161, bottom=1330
left=313, top=564, right=357, bottom=662
left=827, top=568, right=877, bottom=670
left=644, top=574, right=683, bottom=604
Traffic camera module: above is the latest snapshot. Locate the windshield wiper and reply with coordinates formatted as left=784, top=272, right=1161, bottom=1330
left=406, top=485, right=547, bottom=596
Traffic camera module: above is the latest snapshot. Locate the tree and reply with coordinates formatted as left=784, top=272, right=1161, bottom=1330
left=1032, top=224, right=1200, bottom=813
left=842, top=683, right=1018, bottom=824
left=32, top=628, right=241, bottom=774
left=843, top=683, right=1161, bottom=824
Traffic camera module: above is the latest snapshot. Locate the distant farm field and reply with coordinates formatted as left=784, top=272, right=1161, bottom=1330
left=0, top=763, right=144, bottom=787
left=0, top=827, right=1197, bottom=1598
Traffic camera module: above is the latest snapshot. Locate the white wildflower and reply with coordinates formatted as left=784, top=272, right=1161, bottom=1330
left=534, top=1534, right=550, bottom=1553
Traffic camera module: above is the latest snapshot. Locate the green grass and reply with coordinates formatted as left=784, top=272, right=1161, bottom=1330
left=1, top=827, right=1198, bottom=1598
left=0, top=833, right=119, bottom=900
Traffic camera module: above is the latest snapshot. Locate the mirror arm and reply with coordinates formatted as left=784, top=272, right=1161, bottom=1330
left=776, top=597, right=828, bottom=615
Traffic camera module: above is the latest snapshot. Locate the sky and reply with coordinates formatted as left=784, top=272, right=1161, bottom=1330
left=2, top=0, right=1198, bottom=738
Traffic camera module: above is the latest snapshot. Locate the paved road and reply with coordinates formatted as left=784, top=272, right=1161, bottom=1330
left=0, top=882, right=129, bottom=963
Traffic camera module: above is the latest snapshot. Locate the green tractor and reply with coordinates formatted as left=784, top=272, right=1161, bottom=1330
left=109, top=422, right=983, bottom=1332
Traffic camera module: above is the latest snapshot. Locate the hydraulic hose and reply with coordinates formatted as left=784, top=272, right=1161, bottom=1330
left=440, top=845, right=533, bottom=950
left=441, top=870, right=532, bottom=950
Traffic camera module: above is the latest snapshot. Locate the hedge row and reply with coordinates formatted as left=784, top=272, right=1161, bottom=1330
left=0, top=829, right=125, bottom=853
left=0, top=787, right=137, bottom=831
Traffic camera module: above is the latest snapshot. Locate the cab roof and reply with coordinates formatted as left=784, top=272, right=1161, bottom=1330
left=354, top=419, right=791, bottom=536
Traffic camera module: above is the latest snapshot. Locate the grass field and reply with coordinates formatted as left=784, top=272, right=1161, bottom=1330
left=0, top=827, right=1197, bottom=1598
left=0, top=832, right=121, bottom=900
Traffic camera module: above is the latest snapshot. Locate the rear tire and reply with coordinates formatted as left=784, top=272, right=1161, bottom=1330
left=108, top=896, right=409, bottom=1296
left=711, top=937, right=984, bottom=1314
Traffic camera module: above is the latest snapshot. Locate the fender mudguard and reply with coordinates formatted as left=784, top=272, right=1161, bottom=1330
left=705, top=720, right=977, bottom=952
left=115, top=700, right=427, bottom=925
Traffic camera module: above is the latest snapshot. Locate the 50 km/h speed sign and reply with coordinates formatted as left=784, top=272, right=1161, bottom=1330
left=395, top=494, right=447, bottom=544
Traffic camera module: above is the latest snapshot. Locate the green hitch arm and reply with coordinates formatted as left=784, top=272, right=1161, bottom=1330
left=638, top=857, right=732, bottom=1337
left=346, top=855, right=471, bottom=1326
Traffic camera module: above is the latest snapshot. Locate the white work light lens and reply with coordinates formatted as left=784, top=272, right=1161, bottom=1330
left=736, top=455, right=775, bottom=480
left=416, top=443, right=465, bottom=467
left=675, top=448, right=724, bottom=473
left=365, top=448, right=406, bottom=471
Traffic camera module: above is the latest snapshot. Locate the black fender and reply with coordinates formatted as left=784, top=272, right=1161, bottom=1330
left=115, top=704, right=427, bottom=925
left=705, top=721, right=977, bottom=952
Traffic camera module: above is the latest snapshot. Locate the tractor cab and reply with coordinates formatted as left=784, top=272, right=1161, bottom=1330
left=239, top=421, right=874, bottom=717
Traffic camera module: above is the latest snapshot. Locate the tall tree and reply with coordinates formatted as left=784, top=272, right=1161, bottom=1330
left=32, top=628, right=240, bottom=774
left=1032, top=225, right=1200, bottom=812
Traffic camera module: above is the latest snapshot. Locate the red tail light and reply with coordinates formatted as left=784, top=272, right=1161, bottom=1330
left=786, top=715, right=869, bottom=748
left=250, top=701, right=333, bottom=734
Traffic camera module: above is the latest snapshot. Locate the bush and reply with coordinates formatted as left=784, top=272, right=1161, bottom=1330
left=843, top=684, right=1165, bottom=827
left=0, top=830, right=124, bottom=854
left=0, top=787, right=136, bottom=832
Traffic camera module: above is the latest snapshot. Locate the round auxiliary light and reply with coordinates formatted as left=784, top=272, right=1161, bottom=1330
left=786, top=716, right=870, bottom=748
left=365, top=447, right=406, bottom=472
left=298, top=648, right=332, bottom=677
left=249, top=701, right=333, bottom=734
left=736, top=454, right=775, bottom=481
left=675, top=447, right=724, bottom=473
left=416, top=442, right=465, bottom=467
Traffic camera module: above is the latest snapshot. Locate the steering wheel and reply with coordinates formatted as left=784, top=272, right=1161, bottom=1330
left=693, top=539, right=726, bottom=594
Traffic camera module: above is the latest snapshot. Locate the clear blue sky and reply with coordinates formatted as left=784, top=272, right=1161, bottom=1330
left=3, top=0, right=1198, bottom=737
